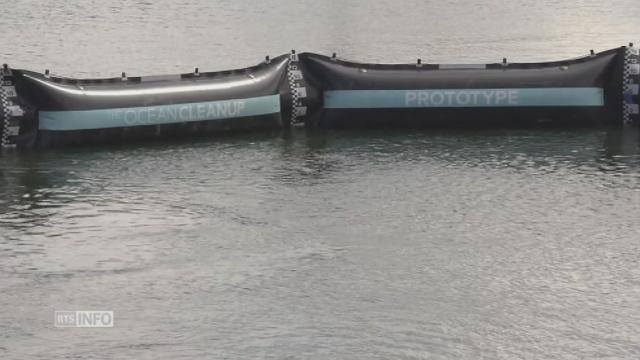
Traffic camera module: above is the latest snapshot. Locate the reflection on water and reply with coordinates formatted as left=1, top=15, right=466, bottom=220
left=3, top=128, right=639, bottom=233
left=1, top=128, right=640, bottom=358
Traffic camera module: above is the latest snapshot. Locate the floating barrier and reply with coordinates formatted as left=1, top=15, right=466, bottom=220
left=0, top=54, right=302, bottom=149
left=1, top=45, right=639, bottom=150
left=298, top=45, right=640, bottom=128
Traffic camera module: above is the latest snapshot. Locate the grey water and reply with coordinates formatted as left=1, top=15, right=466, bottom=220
left=2, top=0, right=640, bottom=358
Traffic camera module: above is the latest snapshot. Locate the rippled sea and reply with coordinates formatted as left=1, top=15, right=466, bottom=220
left=2, top=1, right=640, bottom=359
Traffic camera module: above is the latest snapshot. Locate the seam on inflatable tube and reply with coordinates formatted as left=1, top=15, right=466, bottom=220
left=1, top=70, right=10, bottom=148
left=623, top=47, right=631, bottom=124
left=287, top=52, right=307, bottom=126
left=287, top=54, right=299, bottom=125
left=623, top=45, right=640, bottom=124
left=1, top=67, right=21, bottom=149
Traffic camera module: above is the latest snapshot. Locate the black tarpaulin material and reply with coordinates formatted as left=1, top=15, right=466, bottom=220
left=1, top=54, right=294, bottom=149
left=298, top=47, right=633, bottom=128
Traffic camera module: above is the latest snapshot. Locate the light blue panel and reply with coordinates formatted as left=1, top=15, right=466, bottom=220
left=324, top=88, right=604, bottom=109
left=39, top=95, right=281, bottom=131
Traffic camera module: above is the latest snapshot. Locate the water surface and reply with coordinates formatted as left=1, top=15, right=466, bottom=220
left=2, top=1, right=640, bottom=359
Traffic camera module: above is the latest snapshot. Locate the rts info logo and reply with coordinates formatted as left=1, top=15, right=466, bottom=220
left=54, top=311, right=114, bottom=328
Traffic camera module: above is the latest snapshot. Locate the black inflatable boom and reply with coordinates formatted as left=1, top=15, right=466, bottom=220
left=1, top=46, right=639, bottom=150
left=0, top=54, right=302, bottom=149
left=297, top=46, right=640, bottom=128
